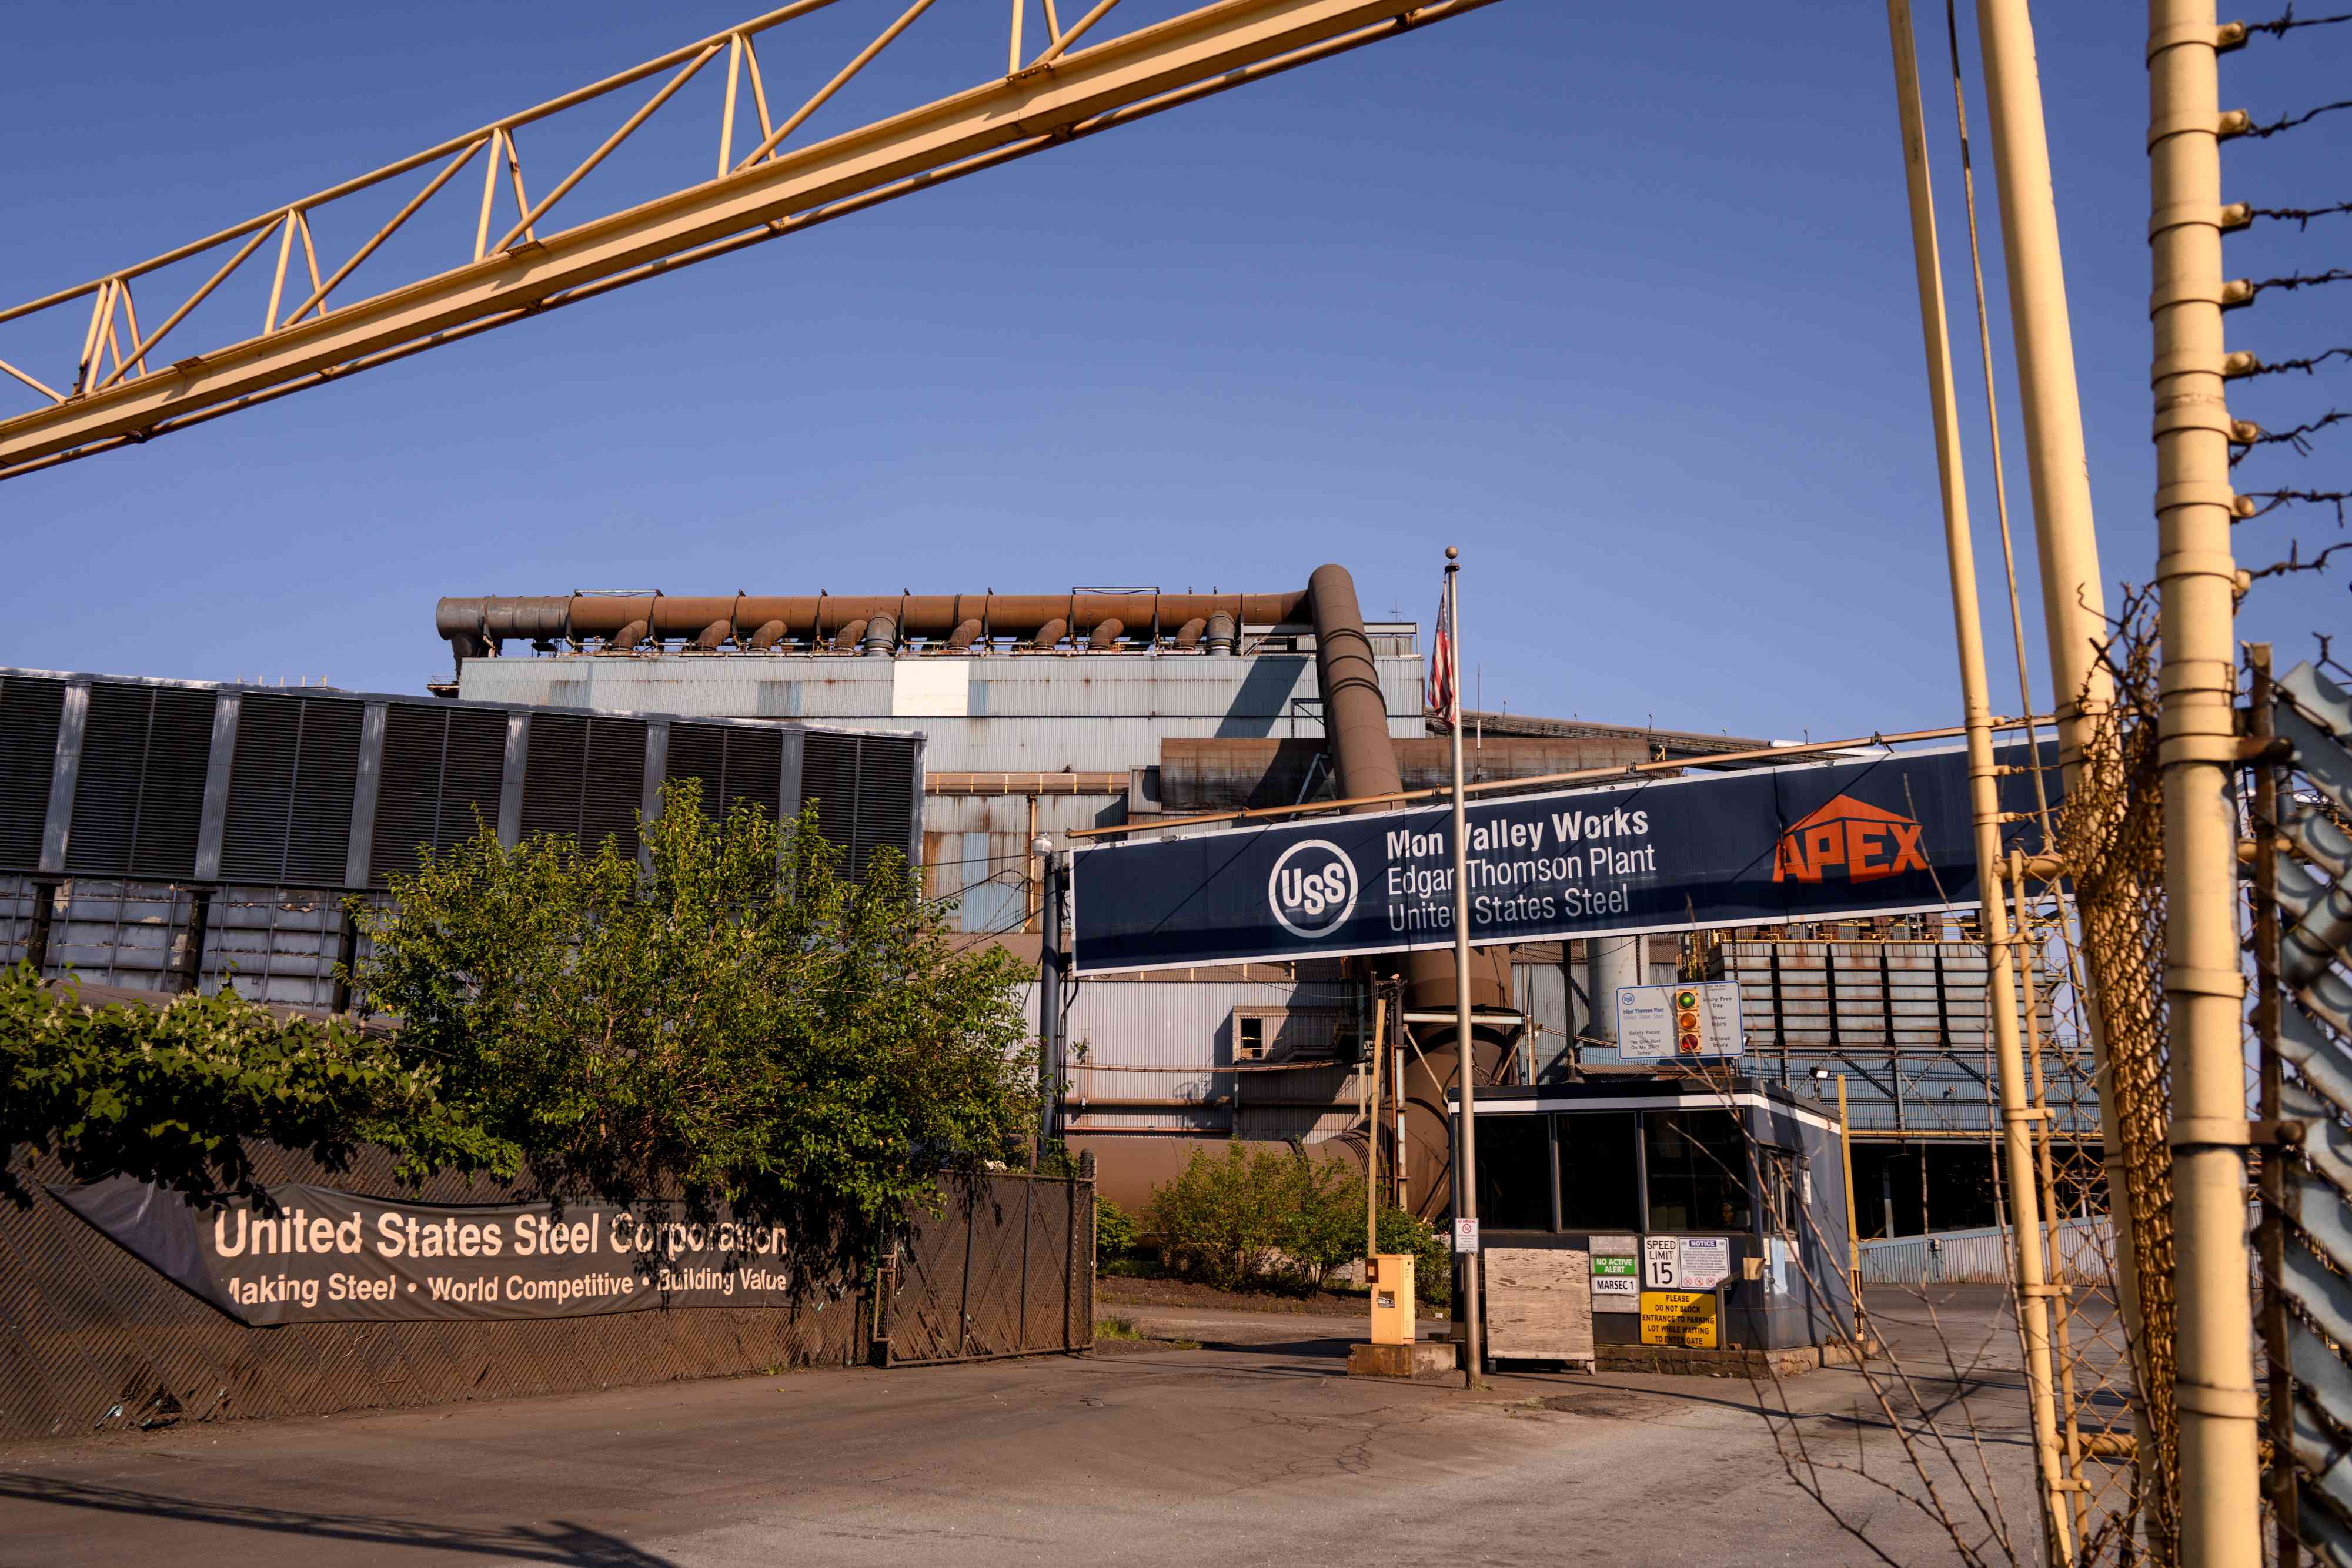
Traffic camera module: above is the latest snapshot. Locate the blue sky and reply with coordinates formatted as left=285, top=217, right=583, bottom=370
left=2, top=2, right=2344, bottom=741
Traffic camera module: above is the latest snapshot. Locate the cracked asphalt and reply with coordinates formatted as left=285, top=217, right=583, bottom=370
left=0, top=1288, right=2046, bottom=1566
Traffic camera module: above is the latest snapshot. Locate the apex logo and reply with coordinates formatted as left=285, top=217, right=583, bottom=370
left=1772, top=794, right=1930, bottom=884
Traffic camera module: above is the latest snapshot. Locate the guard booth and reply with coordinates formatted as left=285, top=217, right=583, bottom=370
left=1454, top=1075, right=1856, bottom=1359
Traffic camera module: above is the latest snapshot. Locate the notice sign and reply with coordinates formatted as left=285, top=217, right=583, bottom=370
left=1640, top=1290, right=1720, bottom=1349
left=51, top=1177, right=803, bottom=1326
left=1678, top=1236, right=1732, bottom=1289
left=1070, top=740, right=2057, bottom=974
left=1619, top=982, right=1743, bottom=1060
left=1591, top=1246, right=1639, bottom=1314
left=1454, top=1217, right=1481, bottom=1255
left=1642, top=1235, right=1732, bottom=1290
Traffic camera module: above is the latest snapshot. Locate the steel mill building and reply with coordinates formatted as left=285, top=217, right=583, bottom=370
left=0, top=566, right=2074, bottom=1231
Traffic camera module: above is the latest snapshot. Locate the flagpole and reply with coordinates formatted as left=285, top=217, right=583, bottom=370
left=1444, top=545, right=1484, bottom=1391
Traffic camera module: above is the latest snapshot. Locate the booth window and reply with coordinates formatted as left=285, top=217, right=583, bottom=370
left=1556, top=1111, right=1640, bottom=1232
left=1643, top=1109, right=1752, bottom=1231
left=1475, top=1115, right=1552, bottom=1232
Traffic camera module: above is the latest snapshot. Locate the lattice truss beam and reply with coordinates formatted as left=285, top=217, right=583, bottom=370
left=0, top=0, right=1496, bottom=482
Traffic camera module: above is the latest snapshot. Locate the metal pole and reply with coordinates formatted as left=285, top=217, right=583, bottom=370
left=1972, top=7, right=2156, bottom=1498
left=1972, top=0, right=2113, bottom=767
left=1368, top=991, right=1386, bottom=1265
left=1838, top=1074, right=1864, bottom=1338
left=1883, top=4, right=2069, bottom=1552
left=2151, top=4, right=2260, bottom=1554
left=1036, top=834, right=1064, bottom=1152
left=1445, top=547, right=1482, bottom=1391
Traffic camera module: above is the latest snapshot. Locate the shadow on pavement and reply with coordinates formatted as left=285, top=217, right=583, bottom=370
left=0, top=1474, right=676, bottom=1566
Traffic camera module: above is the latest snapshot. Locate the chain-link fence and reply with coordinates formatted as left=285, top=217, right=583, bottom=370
left=2051, top=616, right=2180, bottom=1563
left=0, top=1148, right=1091, bottom=1440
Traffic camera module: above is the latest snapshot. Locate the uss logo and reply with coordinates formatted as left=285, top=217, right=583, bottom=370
left=1772, top=794, right=1930, bottom=884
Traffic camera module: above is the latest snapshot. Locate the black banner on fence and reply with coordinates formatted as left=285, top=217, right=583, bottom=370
left=1073, top=740, right=2056, bottom=974
left=51, top=1177, right=801, bottom=1326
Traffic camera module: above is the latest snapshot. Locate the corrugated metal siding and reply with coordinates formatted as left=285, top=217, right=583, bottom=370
left=1859, top=1216, right=2114, bottom=1286
left=1722, top=939, right=2090, bottom=1136
left=1021, top=978, right=1367, bottom=1139
left=1513, top=962, right=1571, bottom=1080
left=460, top=653, right=1425, bottom=774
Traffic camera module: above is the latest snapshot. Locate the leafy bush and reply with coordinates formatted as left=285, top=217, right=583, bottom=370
left=352, top=783, right=1035, bottom=1276
left=1149, top=1142, right=1367, bottom=1290
left=1094, top=1196, right=1139, bottom=1265
left=1375, top=1206, right=1451, bottom=1308
left=0, top=964, right=506, bottom=1205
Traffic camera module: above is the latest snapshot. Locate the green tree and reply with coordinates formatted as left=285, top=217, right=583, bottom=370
left=350, top=783, right=1033, bottom=1276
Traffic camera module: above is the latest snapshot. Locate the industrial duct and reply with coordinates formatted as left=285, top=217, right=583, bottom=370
left=436, top=591, right=1312, bottom=660
left=1304, top=564, right=1508, bottom=1017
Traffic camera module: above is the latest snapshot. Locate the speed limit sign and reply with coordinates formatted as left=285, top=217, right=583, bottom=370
left=1643, top=1236, right=1679, bottom=1289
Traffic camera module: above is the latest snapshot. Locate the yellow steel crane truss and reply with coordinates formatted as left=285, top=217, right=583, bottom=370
left=0, top=0, right=1498, bottom=483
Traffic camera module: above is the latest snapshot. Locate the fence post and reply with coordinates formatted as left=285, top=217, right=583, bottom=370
left=1018, top=1176, right=1034, bottom=1352
left=957, top=1181, right=974, bottom=1360
left=2148, top=4, right=2263, bottom=1560
left=870, top=1241, right=894, bottom=1369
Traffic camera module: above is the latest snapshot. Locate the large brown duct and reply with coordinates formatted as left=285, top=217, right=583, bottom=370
left=436, top=591, right=1310, bottom=660
left=1304, top=564, right=1509, bottom=1017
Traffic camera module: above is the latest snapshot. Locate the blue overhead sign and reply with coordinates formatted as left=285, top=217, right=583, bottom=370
left=1070, top=740, right=2054, bottom=974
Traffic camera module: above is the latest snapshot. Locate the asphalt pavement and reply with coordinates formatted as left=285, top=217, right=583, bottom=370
left=0, top=1288, right=2047, bottom=1566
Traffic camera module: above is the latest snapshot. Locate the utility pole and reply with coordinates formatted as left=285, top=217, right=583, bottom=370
left=1969, top=6, right=2151, bottom=1488
left=2149, top=2, right=2262, bottom=1559
left=1882, top=4, right=2069, bottom=1550
left=1035, top=834, right=1064, bottom=1155
left=1444, top=546, right=1483, bottom=1391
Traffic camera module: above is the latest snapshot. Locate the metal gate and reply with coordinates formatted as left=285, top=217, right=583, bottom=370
left=883, top=1166, right=1095, bottom=1365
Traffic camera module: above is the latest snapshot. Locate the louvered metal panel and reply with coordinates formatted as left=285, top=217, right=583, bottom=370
left=799, top=730, right=918, bottom=881
left=519, top=711, right=589, bottom=842
left=520, top=713, right=648, bottom=860
left=130, top=689, right=211, bottom=878
left=581, top=718, right=647, bottom=858
left=720, top=725, right=782, bottom=828
left=64, top=683, right=148, bottom=874
left=65, top=683, right=213, bottom=878
left=664, top=721, right=727, bottom=823
left=0, top=676, right=63, bottom=870
left=436, top=707, right=506, bottom=850
left=369, top=703, right=507, bottom=882
left=369, top=703, right=447, bottom=883
left=851, top=734, right=918, bottom=880
left=219, top=694, right=299, bottom=881
left=220, top=694, right=365, bottom=885
left=801, top=729, right=859, bottom=866
left=286, top=698, right=362, bottom=883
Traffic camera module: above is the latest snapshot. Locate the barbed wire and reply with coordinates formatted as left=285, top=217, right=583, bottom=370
left=2242, top=487, right=2352, bottom=524
left=2245, top=5, right=2352, bottom=36
left=2249, top=199, right=2352, bottom=229
left=2241, top=98, right=2352, bottom=138
left=2241, top=267, right=2352, bottom=302
left=2234, top=409, right=2350, bottom=460
left=2246, top=539, right=2352, bottom=582
left=2241, top=346, right=2352, bottom=377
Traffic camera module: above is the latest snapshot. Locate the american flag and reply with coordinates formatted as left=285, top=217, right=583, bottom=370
left=1426, top=580, right=1458, bottom=729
